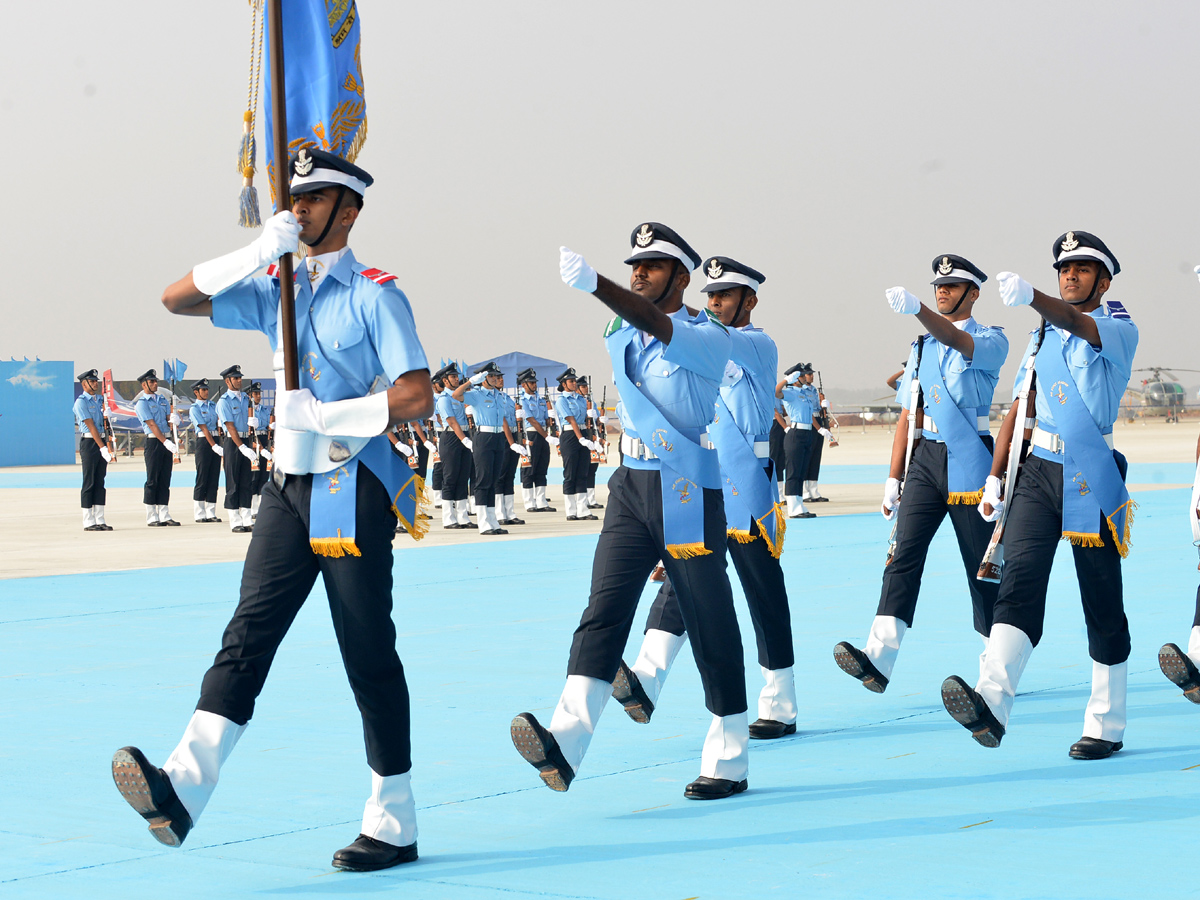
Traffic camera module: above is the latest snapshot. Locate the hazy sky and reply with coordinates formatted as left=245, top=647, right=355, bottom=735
left=5, top=1, right=1198, bottom=400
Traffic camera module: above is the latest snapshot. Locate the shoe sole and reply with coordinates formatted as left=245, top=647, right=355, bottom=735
left=111, top=750, right=183, bottom=847
left=833, top=643, right=886, bottom=693
left=684, top=780, right=748, bottom=800
left=1158, top=644, right=1200, bottom=703
left=510, top=717, right=569, bottom=792
left=941, top=677, right=1001, bottom=748
left=611, top=666, right=651, bottom=724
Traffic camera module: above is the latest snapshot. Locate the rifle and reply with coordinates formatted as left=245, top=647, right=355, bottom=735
left=978, top=319, right=1047, bottom=582
left=886, top=336, right=926, bottom=566
left=168, top=369, right=182, bottom=463
left=544, top=378, right=559, bottom=438
left=817, top=370, right=838, bottom=446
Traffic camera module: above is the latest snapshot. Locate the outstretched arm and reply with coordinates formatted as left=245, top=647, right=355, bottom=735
left=593, top=274, right=673, bottom=344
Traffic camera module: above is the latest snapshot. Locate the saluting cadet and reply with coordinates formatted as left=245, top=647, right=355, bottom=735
left=135, top=369, right=180, bottom=526
left=188, top=378, right=223, bottom=523
left=115, top=149, right=434, bottom=871
left=554, top=368, right=597, bottom=521
left=434, top=363, right=475, bottom=530
left=940, top=232, right=1137, bottom=760
left=801, top=368, right=833, bottom=502
left=517, top=368, right=555, bottom=512
left=247, top=382, right=273, bottom=521
left=428, top=377, right=446, bottom=509
left=623, top=256, right=798, bottom=740
left=495, top=374, right=527, bottom=525
left=511, top=223, right=750, bottom=801
left=834, top=255, right=1008, bottom=695
left=769, top=394, right=788, bottom=498
left=776, top=363, right=832, bottom=518
left=74, top=369, right=113, bottom=531
left=452, top=361, right=514, bottom=535
left=215, top=365, right=257, bottom=534
left=576, top=377, right=604, bottom=510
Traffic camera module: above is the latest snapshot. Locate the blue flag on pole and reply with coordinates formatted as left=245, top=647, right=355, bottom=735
left=262, top=0, right=367, bottom=208
left=163, top=359, right=174, bottom=383
left=175, top=359, right=188, bottom=381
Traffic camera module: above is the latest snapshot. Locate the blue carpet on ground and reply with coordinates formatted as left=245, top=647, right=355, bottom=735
left=2, top=486, right=1198, bottom=898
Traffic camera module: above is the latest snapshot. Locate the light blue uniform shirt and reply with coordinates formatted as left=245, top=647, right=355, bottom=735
left=721, top=325, right=777, bottom=438
left=135, top=392, right=171, bottom=436
left=1013, top=305, right=1138, bottom=435
left=461, top=387, right=506, bottom=428
left=216, top=391, right=250, bottom=434
left=555, top=391, right=587, bottom=430
left=189, top=398, right=218, bottom=432
left=252, top=401, right=272, bottom=432
left=613, top=306, right=730, bottom=438
left=779, top=385, right=815, bottom=425
left=210, top=248, right=427, bottom=403
left=896, top=317, right=1009, bottom=433
left=435, top=390, right=467, bottom=430
left=519, top=390, right=547, bottom=429
left=73, top=392, right=105, bottom=435
left=501, top=392, right=517, bottom=429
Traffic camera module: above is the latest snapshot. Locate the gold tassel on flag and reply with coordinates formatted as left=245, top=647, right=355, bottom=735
left=238, top=0, right=265, bottom=227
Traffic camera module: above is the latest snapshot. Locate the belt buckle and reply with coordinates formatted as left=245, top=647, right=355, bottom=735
left=1051, top=433, right=1064, bottom=454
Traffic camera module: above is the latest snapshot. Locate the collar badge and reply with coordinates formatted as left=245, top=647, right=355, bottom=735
left=1061, top=231, right=1079, bottom=252
left=295, top=149, right=314, bottom=176
left=635, top=224, right=654, bottom=248
left=938, top=256, right=953, bottom=276
left=707, top=258, right=723, bottom=280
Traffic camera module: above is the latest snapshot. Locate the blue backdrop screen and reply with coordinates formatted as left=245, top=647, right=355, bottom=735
left=0, top=361, right=76, bottom=466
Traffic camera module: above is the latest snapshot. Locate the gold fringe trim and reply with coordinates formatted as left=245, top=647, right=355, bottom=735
left=727, top=528, right=757, bottom=544
left=666, top=542, right=712, bottom=560
left=1061, top=531, right=1104, bottom=549
left=311, top=532, right=361, bottom=558
left=757, top=502, right=788, bottom=559
left=1106, top=497, right=1137, bottom=559
left=947, top=489, right=984, bottom=505
left=345, top=116, right=368, bottom=164
left=392, top=473, right=430, bottom=542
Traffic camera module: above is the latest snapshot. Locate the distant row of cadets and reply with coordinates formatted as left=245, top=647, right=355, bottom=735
left=72, top=365, right=274, bottom=532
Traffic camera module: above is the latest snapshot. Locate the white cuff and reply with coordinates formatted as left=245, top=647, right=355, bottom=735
left=192, top=243, right=267, bottom=297
left=319, top=392, right=391, bottom=437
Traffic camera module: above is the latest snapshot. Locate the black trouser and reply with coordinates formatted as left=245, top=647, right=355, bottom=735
left=251, top=433, right=270, bottom=495
left=471, top=431, right=506, bottom=507
left=498, top=437, right=519, bottom=497
left=567, top=466, right=747, bottom=716
left=143, top=436, right=173, bottom=505
left=878, top=438, right=998, bottom=636
left=413, top=439, right=429, bottom=481
left=769, top=420, right=787, bottom=484
left=438, top=431, right=470, bottom=501
left=783, top=427, right=816, bottom=498
left=805, top=432, right=824, bottom=481
left=560, top=431, right=589, bottom=496
left=80, top=437, right=108, bottom=507
left=193, top=438, right=221, bottom=504
left=196, top=465, right=411, bottom=775
left=222, top=437, right=255, bottom=510
left=1192, top=582, right=1200, bottom=629
left=991, top=452, right=1130, bottom=665
left=521, top=432, right=550, bottom=488
left=430, top=460, right=443, bottom=492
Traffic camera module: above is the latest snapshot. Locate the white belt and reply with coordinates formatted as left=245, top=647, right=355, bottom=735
left=787, top=423, right=812, bottom=431
left=752, top=441, right=770, bottom=458
left=1031, top=425, right=1114, bottom=455
left=621, top=431, right=714, bottom=460
left=476, top=425, right=504, bottom=433
left=924, top=415, right=989, bottom=434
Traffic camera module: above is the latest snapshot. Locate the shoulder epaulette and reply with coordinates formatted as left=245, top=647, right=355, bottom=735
left=604, top=316, right=624, bottom=337
left=703, top=308, right=729, bottom=332
left=265, top=264, right=300, bottom=282
left=1106, top=299, right=1132, bottom=321
left=359, top=267, right=398, bottom=285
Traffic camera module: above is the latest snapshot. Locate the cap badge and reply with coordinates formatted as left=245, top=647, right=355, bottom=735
left=295, top=149, right=314, bottom=176
left=707, top=259, right=724, bottom=280
left=1061, top=232, right=1079, bottom=252
left=938, top=257, right=953, bottom=276
left=635, top=224, right=654, bottom=248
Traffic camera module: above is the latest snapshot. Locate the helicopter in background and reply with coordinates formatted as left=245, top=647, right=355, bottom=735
left=1126, top=367, right=1200, bottom=423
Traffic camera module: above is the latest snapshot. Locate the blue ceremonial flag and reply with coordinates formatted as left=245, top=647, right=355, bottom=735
left=175, top=359, right=188, bottom=381
left=262, top=0, right=367, bottom=208
left=163, top=359, right=174, bottom=383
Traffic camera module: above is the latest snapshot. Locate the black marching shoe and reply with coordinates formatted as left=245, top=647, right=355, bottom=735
left=111, top=746, right=193, bottom=847
left=232, top=525, right=250, bottom=534
left=536, top=506, right=557, bottom=513
left=507, top=517, right=525, bottom=525
left=161, top=519, right=181, bottom=526
left=480, top=528, right=509, bottom=536
left=1069, top=736, right=1123, bottom=760
left=85, top=524, right=105, bottom=531
left=789, top=511, right=816, bottom=519
left=833, top=641, right=889, bottom=693
left=510, top=712, right=574, bottom=792
left=748, top=719, right=797, bottom=740
left=684, top=776, right=748, bottom=800
left=611, top=660, right=654, bottom=724
left=331, top=834, right=418, bottom=871
left=98, top=523, right=114, bottom=531
left=462, top=521, right=478, bottom=529
left=1158, top=643, right=1200, bottom=703
left=587, top=502, right=604, bottom=509
left=941, top=675, right=1005, bottom=748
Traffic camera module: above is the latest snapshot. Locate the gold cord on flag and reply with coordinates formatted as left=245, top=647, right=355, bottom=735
left=238, top=0, right=265, bottom=227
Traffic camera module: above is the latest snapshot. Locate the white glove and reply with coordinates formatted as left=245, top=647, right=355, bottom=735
left=274, top=387, right=389, bottom=437
left=547, top=436, right=560, bottom=446
left=819, top=428, right=832, bottom=440
left=881, top=476, right=901, bottom=521
left=272, top=428, right=315, bottom=475
left=509, top=443, right=524, bottom=455
left=519, top=444, right=531, bottom=457
left=469, top=372, right=488, bottom=386
left=559, top=246, right=598, bottom=293
left=886, top=286, right=921, bottom=315
left=247, top=415, right=259, bottom=428
left=821, top=399, right=830, bottom=408
left=239, top=444, right=257, bottom=462
left=192, top=211, right=301, bottom=296
left=162, top=439, right=178, bottom=455
left=997, top=272, right=1034, bottom=307
left=583, top=439, right=598, bottom=451
left=168, top=412, right=181, bottom=426
left=423, top=440, right=437, bottom=452
left=100, top=447, right=113, bottom=463
left=588, top=409, right=598, bottom=419
left=260, top=449, right=272, bottom=461
left=462, top=437, right=474, bottom=451
left=213, top=444, right=225, bottom=458
left=599, top=415, right=608, bottom=425
left=786, top=372, right=802, bottom=385
left=394, top=441, right=414, bottom=457
left=980, top=474, right=1004, bottom=522
left=1194, top=264, right=1200, bottom=285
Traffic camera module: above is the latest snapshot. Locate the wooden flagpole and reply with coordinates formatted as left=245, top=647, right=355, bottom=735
left=267, top=0, right=299, bottom=391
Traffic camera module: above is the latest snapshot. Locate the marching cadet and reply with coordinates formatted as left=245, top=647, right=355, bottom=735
left=452, top=361, right=518, bottom=535
left=554, top=368, right=597, bottom=521
left=622, top=256, right=798, bottom=740
left=188, top=378, right=223, bottom=523
left=428, top=376, right=446, bottom=510
left=215, top=365, right=258, bottom=533
left=940, top=232, right=1138, bottom=760
left=134, top=368, right=180, bottom=526
left=769, top=393, right=788, bottom=499
left=511, top=223, right=750, bottom=802
left=517, top=368, right=555, bottom=512
left=776, top=363, right=832, bottom=518
left=577, top=376, right=605, bottom=510
left=434, top=363, right=475, bottom=530
left=247, top=382, right=273, bottom=521
left=802, top=368, right=834, bottom=502
left=495, top=373, right=526, bottom=526
left=1158, top=419, right=1200, bottom=702
left=834, top=255, right=1007, bottom=695
left=117, top=148, right=434, bottom=871
left=74, top=369, right=113, bottom=531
